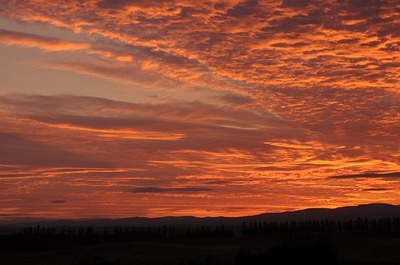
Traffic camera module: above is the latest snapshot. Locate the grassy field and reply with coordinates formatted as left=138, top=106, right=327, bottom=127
left=1, top=233, right=400, bottom=265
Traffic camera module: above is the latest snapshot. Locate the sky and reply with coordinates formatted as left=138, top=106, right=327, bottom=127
left=0, top=0, right=399, bottom=221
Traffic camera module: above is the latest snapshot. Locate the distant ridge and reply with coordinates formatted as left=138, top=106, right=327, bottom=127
left=2, top=203, right=399, bottom=228
left=250, top=203, right=400, bottom=222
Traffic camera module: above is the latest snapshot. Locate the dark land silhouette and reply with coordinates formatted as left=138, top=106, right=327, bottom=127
left=1, top=203, right=400, bottom=264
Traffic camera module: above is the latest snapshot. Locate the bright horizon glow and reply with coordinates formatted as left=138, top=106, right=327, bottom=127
left=0, top=0, right=399, bottom=221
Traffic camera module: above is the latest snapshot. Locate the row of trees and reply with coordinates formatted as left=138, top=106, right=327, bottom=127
left=241, top=217, right=400, bottom=235
left=0, top=217, right=399, bottom=252
left=0, top=225, right=233, bottom=252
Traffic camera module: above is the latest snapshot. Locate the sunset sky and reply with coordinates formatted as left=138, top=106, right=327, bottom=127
left=0, top=0, right=399, bottom=221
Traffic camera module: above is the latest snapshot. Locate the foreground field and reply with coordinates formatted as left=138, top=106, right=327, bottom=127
left=1, top=233, right=400, bottom=265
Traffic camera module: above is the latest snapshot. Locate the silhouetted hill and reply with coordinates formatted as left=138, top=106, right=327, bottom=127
left=248, top=203, right=400, bottom=222
left=2, top=203, right=399, bottom=229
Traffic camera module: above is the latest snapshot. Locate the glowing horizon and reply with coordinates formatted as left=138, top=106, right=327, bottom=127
left=0, top=0, right=399, bottom=221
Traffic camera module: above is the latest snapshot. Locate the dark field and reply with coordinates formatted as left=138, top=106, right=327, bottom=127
left=2, top=235, right=400, bottom=265
left=1, top=220, right=400, bottom=265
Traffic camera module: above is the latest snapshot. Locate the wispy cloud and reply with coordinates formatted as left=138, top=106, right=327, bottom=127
left=0, top=131, right=108, bottom=168
left=362, top=188, right=391, bottom=192
left=129, top=186, right=213, bottom=194
left=49, top=199, right=66, bottom=204
left=330, top=172, right=400, bottom=179
left=0, top=29, right=89, bottom=51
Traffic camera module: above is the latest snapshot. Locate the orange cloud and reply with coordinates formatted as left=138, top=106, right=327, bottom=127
left=0, top=29, right=89, bottom=51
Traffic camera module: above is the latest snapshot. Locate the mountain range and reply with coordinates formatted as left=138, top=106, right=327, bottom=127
left=2, top=203, right=400, bottom=228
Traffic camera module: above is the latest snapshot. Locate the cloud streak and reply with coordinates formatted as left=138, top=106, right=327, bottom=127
left=129, top=186, right=213, bottom=194
left=330, top=172, right=400, bottom=179
left=49, top=199, right=66, bottom=204
left=0, top=29, right=89, bottom=51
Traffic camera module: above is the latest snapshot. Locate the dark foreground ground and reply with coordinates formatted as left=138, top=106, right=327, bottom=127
left=1, top=232, right=400, bottom=265
left=1, top=211, right=400, bottom=265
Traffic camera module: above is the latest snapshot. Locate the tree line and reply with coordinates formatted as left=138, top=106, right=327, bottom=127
left=0, top=217, right=399, bottom=252
left=241, top=217, right=400, bottom=235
